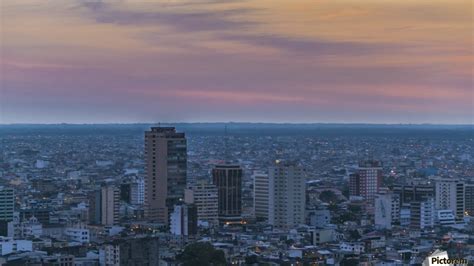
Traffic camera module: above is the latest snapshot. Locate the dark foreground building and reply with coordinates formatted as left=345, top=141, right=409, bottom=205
left=212, top=164, right=243, bottom=224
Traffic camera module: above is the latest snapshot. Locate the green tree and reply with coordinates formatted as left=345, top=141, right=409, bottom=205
left=348, top=205, right=362, bottom=213
left=245, top=255, right=258, bottom=265
left=319, top=190, right=338, bottom=203
left=177, top=242, right=226, bottom=266
left=348, top=230, right=361, bottom=240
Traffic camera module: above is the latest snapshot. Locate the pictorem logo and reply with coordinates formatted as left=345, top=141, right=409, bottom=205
left=423, top=249, right=468, bottom=265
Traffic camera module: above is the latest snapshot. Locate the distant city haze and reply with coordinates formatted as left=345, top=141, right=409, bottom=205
left=1, top=0, right=472, bottom=124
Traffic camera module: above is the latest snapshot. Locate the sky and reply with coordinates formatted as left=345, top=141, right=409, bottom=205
left=1, top=0, right=473, bottom=124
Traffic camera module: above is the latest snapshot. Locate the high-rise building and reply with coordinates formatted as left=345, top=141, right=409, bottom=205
left=170, top=204, right=197, bottom=236
left=130, top=178, right=145, bottom=205
left=268, top=160, right=306, bottom=230
left=88, top=190, right=102, bottom=225
left=349, top=160, right=382, bottom=203
left=399, top=204, right=411, bottom=227
left=101, top=185, right=120, bottom=226
left=410, top=197, right=435, bottom=229
left=0, top=187, right=14, bottom=222
left=253, top=171, right=269, bottom=221
left=374, top=191, right=400, bottom=230
left=120, top=178, right=145, bottom=206
left=184, top=180, right=218, bottom=225
left=0, top=187, right=14, bottom=236
left=88, top=184, right=120, bottom=226
left=392, top=180, right=435, bottom=205
left=464, top=183, right=474, bottom=216
left=144, top=127, right=187, bottom=225
left=120, top=183, right=131, bottom=204
left=434, top=178, right=464, bottom=221
left=349, top=173, right=362, bottom=199
left=212, top=164, right=242, bottom=224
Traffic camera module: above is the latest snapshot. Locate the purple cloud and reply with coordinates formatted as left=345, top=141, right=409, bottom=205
left=76, top=0, right=257, bottom=32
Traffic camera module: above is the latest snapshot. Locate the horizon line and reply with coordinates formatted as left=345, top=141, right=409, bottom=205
left=1, top=121, right=473, bottom=126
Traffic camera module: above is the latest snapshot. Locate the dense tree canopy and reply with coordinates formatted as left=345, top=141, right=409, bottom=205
left=319, top=190, right=339, bottom=203
left=177, top=242, right=226, bottom=266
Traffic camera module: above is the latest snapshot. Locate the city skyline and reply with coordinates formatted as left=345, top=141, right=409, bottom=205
left=1, top=0, right=473, bottom=124
left=0, top=122, right=473, bottom=263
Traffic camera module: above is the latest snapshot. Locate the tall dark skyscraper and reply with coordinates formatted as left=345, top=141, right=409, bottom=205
left=212, top=164, right=242, bottom=224
left=144, top=127, right=187, bottom=225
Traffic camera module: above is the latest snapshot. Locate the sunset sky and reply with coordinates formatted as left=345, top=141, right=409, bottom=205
left=1, top=0, right=473, bottom=124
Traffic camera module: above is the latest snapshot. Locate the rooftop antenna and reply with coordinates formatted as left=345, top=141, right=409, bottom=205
left=224, top=124, right=229, bottom=164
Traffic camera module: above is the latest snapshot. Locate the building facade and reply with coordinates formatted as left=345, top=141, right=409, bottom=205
left=130, top=178, right=145, bottom=206
left=89, top=184, right=120, bottom=226
left=144, top=127, right=187, bottom=225
left=170, top=204, right=197, bottom=236
left=464, top=183, right=474, bottom=216
left=253, top=171, right=269, bottom=221
left=268, top=160, right=306, bottom=230
left=184, top=180, right=218, bottom=225
left=212, top=164, right=243, bottom=224
left=101, top=185, right=120, bottom=226
left=410, top=197, right=435, bottom=229
left=392, top=180, right=435, bottom=205
left=434, top=178, right=464, bottom=221
left=350, top=160, right=382, bottom=203
left=374, top=192, right=400, bottom=230
left=0, top=187, right=14, bottom=237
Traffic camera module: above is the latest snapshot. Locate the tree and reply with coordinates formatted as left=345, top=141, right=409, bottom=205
left=336, top=211, right=358, bottom=224
left=340, top=255, right=359, bottom=266
left=319, top=190, right=338, bottom=203
left=285, top=239, right=295, bottom=246
left=348, top=205, right=362, bottom=213
left=245, top=255, right=258, bottom=265
left=177, top=242, right=226, bottom=266
left=348, top=230, right=361, bottom=240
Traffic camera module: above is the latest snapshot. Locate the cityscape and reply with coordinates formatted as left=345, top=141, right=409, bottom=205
left=0, top=124, right=472, bottom=265
left=1, top=0, right=473, bottom=265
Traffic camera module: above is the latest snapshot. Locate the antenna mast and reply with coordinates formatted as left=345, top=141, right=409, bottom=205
left=224, top=124, right=229, bottom=163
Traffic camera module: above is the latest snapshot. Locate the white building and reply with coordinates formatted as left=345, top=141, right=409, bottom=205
left=99, top=244, right=120, bottom=266
left=437, top=209, right=456, bottom=226
left=399, top=204, right=411, bottom=227
left=64, top=223, right=90, bottom=244
left=253, top=171, right=269, bottom=221
left=184, top=181, right=218, bottom=225
left=35, top=160, right=49, bottom=169
left=340, top=242, right=365, bottom=254
left=374, top=192, right=400, bottom=230
left=308, top=208, right=331, bottom=228
left=434, top=178, right=465, bottom=221
left=309, top=228, right=336, bottom=245
left=0, top=237, right=33, bottom=256
left=130, top=178, right=145, bottom=205
left=170, top=204, right=197, bottom=236
left=19, top=216, right=43, bottom=238
left=410, top=198, right=435, bottom=229
left=268, top=160, right=306, bottom=230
